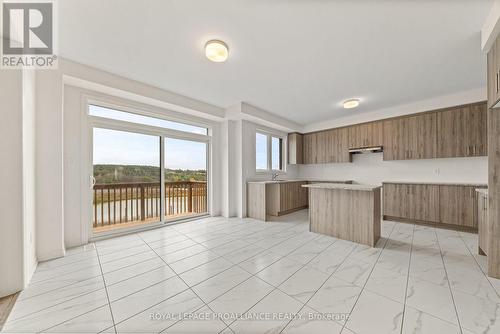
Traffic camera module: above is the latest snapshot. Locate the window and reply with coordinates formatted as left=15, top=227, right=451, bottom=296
left=89, top=104, right=208, bottom=135
left=255, top=133, right=268, bottom=170
left=256, top=131, right=284, bottom=172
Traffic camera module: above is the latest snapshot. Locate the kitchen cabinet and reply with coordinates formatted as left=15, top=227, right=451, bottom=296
left=325, top=127, right=351, bottom=163
left=437, top=103, right=487, bottom=158
left=383, top=113, right=437, bottom=160
left=349, top=122, right=383, bottom=148
left=302, top=133, right=315, bottom=164
left=383, top=182, right=485, bottom=230
left=487, top=37, right=500, bottom=108
left=288, top=133, right=303, bottom=164
left=477, top=190, right=488, bottom=255
left=439, top=185, right=477, bottom=228
left=383, top=183, right=439, bottom=223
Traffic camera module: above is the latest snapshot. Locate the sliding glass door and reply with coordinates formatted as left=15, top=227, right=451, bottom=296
left=164, top=138, right=208, bottom=219
left=89, top=103, right=211, bottom=235
left=92, top=128, right=161, bottom=233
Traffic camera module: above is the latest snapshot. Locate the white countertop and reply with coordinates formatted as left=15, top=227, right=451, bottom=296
left=247, top=179, right=352, bottom=184
left=303, top=183, right=381, bottom=191
left=383, top=181, right=487, bottom=187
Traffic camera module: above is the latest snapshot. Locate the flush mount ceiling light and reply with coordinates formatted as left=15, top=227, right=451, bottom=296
left=205, top=40, right=229, bottom=62
left=343, top=99, right=360, bottom=109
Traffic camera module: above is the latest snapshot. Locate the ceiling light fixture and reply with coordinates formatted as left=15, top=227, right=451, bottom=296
left=205, top=40, right=229, bottom=62
left=343, top=99, right=360, bottom=109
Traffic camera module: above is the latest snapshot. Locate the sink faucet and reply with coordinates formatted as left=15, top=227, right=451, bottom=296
left=272, top=172, right=279, bottom=181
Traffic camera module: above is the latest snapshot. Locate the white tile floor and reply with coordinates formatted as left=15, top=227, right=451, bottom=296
left=2, top=210, right=500, bottom=334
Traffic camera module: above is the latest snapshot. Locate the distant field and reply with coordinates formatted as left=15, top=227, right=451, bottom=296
left=93, top=164, right=206, bottom=184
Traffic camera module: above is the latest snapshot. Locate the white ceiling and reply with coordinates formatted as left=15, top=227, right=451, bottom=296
left=59, top=0, right=492, bottom=125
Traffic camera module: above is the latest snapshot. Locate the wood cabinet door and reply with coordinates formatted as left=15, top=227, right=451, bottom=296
left=383, top=118, right=407, bottom=160
left=488, top=41, right=497, bottom=108
left=288, top=133, right=303, bottom=164
left=439, top=185, right=476, bottom=228
left=367, top=121, right=383, bottom=147
left=349, top=124, right=363, bottom=148
left=336, top=127, right=351, bottom=162
left=279, top=182, right=307, bottom=212
left=410, top=184, right=440, bottom=222
left=324, top=129, right=337, bottom=163
left=466, top=103, right=487, bottom=156
left=438, top=104, right=487, bottom=158
left=383, top=183, right=408, bottom=218
left=302, top=133, right=313, bottom=164
left=315, top=131, right=327, bottom=163
left=407, top=113, right=437, bottom=160
left=437, top=107, right=466, bottom=158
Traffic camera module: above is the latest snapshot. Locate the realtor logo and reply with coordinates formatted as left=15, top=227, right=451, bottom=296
left=1, top=1, right=57, bottom=68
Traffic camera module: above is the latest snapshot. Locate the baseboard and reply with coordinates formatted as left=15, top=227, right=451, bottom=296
left=383, top=215, right=478, bottom=233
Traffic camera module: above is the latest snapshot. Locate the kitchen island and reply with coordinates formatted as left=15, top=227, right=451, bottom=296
left=303, top=183, right=381, bottom=246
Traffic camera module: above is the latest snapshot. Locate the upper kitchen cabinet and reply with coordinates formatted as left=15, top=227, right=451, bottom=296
left=437, top=103, right=487, bottom=158
left=383, top=113, right=437, bottom=160
left=488, top=37, right=500, bottom=108
left=348, top=122, right=383, bottom=148
left=325, top=127, right=351, bottom=163
left=288, top=133, right=303, bottom=164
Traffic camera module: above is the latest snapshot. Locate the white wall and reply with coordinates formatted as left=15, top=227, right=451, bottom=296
left=22, top=70, right=38, bottom=285
left=0, top=69, right=37, bottom=297
left=36, top=70, right=65, bottom=261
left=0, top=70, right=25, bottom=297
left=299, top=153, right=487, bottom=186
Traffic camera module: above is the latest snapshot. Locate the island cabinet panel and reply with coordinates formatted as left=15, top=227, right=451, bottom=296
left=439, top=185, right=477, bottom=228
left=308, top=187, right=381, bottom=246
left=437, top=103, right=487, bottom=158
left=348, top=122, right=383, bottom=148
left=288, top=133, right=303, bottom=165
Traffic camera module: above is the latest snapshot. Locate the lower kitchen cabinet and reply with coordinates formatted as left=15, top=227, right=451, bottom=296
left=266, top=181, right=308, bottom=216
left=383, top=182, right=486, bottom=231
left=439, top=185, right=477, bottom=228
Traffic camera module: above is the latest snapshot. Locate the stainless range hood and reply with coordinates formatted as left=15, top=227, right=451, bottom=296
left=348, top=146, right=383, bottom=154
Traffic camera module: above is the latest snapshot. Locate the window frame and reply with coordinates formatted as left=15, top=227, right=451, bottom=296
left=255, top=130, right=286, bottom=174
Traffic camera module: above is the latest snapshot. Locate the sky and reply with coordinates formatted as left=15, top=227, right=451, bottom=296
left=91, top=106, right=207, bottom=170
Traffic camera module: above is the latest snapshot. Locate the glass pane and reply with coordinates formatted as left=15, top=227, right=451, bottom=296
left=272, top=137, right=282, bottom=170
left=93, top=128, right=161, bottom=233
left=89, top=104, right=208, bottom=135
left=164, top=138, right=207, bottom=219
left=256, top=133, right=268, bottom=170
